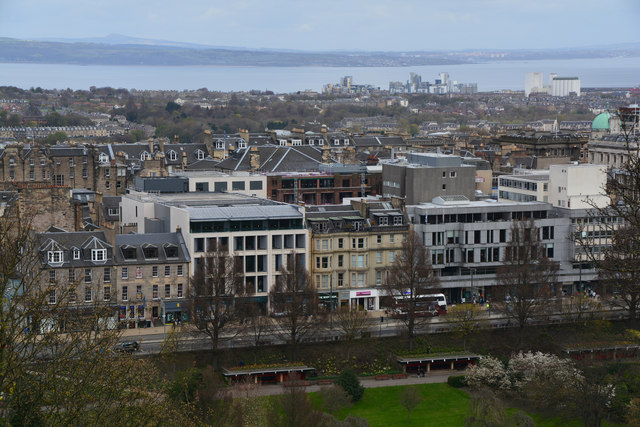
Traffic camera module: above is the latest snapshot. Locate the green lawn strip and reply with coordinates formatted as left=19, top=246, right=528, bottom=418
left=313, top=383, right=470, bottom=427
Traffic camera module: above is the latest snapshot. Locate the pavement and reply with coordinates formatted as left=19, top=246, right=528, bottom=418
left=227, top=371, right=454, bottom=397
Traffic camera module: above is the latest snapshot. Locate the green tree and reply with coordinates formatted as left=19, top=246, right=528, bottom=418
left=335, top=370, right=365, bottom=403
left=45, top=131, right=68, bottom=144
left=448, top=303, right=483, bottom=351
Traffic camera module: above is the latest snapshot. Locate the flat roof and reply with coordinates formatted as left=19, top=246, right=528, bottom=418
left=411, top=200, right=549, bottom=210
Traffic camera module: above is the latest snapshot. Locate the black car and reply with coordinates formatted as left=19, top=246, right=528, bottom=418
left=115, top=341, right=140, bottom=353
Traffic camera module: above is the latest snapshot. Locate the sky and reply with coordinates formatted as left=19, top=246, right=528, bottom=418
left=1, top=0, right=639, bottom=52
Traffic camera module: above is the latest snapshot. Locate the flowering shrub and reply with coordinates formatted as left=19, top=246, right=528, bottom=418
left=464, top=356, right=511, bottom=390
left=508, top=351, right=580, bottom=390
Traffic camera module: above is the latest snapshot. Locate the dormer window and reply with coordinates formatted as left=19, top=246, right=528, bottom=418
left=238, top=140, right=247, bottom=149
left=344, top=139, right=350, bottom=145
left=140, top=151, right=151, bottom=161
left=318, top=139, right=324, bottom=146
left=91, top=248, right=106, bottom=262
left=121, top=246, right=137, bottom=260
left=279, top=139, right=287, bottom=146
left=195, top=149, right=205, bottom=160
left=334, top=139, right=340, bottom=145
left=378, top=216, right=388, bottom=226
left=291, top=139, right=302, bottom=146
left=308, top=140, right=315, bottom=146
left=99, top=153, right=109, bottom=164
left=168, top=150, right=178, bottom=161
left=393, top=216, right=403, bottom=225
left=73, top=248, right=80, bottom=260
left=216, top=140, right=225, bottom=150
left=143, top=246, right=158, bottom=259
left=164, top=245, right=178, bottom=258
left=48, top=250, right=63, bottom=265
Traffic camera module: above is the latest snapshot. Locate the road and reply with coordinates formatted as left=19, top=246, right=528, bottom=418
left=126, top=305, right=629, bottom=356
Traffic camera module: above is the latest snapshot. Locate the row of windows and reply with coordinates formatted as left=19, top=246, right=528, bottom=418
left=121, top=265, right=184, bottom=279
left=121, top=283, right=183, bottom=301
left=47, top=248, right=107, bottom=265
left=316, top=272, right=368, bottom=289
left=314, top=251, right=396, bottom=270
left=314, top=235, right=399, bottom=251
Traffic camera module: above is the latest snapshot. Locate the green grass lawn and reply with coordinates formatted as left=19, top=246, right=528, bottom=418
left=311, top=383, right=612, bottom=427
left=326, top=383, right=470, bottom=427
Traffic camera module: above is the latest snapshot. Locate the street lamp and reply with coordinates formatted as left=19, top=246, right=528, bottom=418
left=160, top=298, right=166, bottom=341
left=470, top=268, right=476, bottom=304
left=329, top=275, right=333, bottom=329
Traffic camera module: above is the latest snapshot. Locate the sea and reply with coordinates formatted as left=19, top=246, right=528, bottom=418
left=1, top=57, right=639, bottom=93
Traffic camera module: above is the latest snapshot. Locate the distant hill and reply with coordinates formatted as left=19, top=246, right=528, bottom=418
left=0, top=37, right=638, bottom=67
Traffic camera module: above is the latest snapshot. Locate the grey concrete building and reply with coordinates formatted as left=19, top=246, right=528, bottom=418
left=382, top=153, right=476, bottom=205
left=406, top=197, right=596, bottom=304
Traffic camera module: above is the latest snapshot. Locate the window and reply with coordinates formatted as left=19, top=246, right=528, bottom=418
left=321, top=275, right=329, bottom=289
left=376, top=271, right=382, bottom=285
left=338, top=238, right=344, bottom=249
left=136, top=285, right=142, bottom=300
left=121, top=267, right=128, bottom=279
left=352, top=238, right=365, bottom=249
left=143, top=246, right=158, bottom=259
left=153, top=285, right=158, bottom=299
left=165, top=265, right=171, bottom=277
left=250, top=180, right=263, bottom=190
left=82, top=168, right=88, bottom=179
left=103, top=267, right=111, bottom=283
left=136, top=267, right=142, bottom=279
left=393, top=216, right=403, bottom=225
left=122, top=286, right=128, bottom=301
left=390, top=234, right=395, bottom=243
left=232, top=181, right=245, bottom=191
left=49, top=270, right=56, bottom=282
left=168, top=150, right=177, bottom=161
left=84, top=269, right=92, bottom=283
left=49, top=289, right=56, bottom=305
left=85, top=287, right=92, bottom=303
left=48, top=251, right=63, bottom=264
left=177, top=284, right=183, bottom=298
left=29, top=169, right=34, bottom=180
left=546, top=244, right=554, bottom=258
left=378, top=216, right=388, bottom=226
left=104, top=286, right=111, bottom=301
left=337, top=273, right=344, bottom=287
left=69, top=269, right=75, bottom=282
left=91, top=249, right=106, bottom=262
left=105, top=168, right=110, bottom=178
left=165, top=284, right=171, bottom=298
left=321, top=239, right=329, bottom=251
left=442, top=171, right=446, bottom=178
left=376, top=251, right=382, bottom=263
left=196, top=149, right=205, bottom=160
left=69, top=158, right=74, bottom=167
left=69, top=291, right=76, bottom=304
left=177, top=265, right=183, bottom=276
left=338, top=255, right=344, bottom=267
left=389, top=251, right=395, bottom=263
left=73, top=248, right=80, bottom=260
left=316, top=256, right=330, bottom=269
left=450, top=171, right=457, bottom=178
left=351, top=254, right=365, bottom=268
left=152, top=266, right=158, bottom=277
left=442, top=184, right=446, bottom=190
left=377, top=235, right=382, bottom=244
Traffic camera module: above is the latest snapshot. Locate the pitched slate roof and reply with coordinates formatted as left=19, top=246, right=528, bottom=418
left=114, top=232, right=190, bottom=264
left=352, top=136, right=406, bottom=147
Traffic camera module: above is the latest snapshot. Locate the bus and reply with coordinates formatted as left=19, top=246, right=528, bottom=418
left=390, top=293, right=447, bottom=318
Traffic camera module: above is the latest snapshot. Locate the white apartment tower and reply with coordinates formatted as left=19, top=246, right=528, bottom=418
left=525, top=72, right=544, bottom=96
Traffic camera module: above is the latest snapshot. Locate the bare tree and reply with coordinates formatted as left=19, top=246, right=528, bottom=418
left=448, top=303, right=483, bottom=351
left=494, top=220, right=559, bottom=342
left=334, top=306, right=372, bottom=357
left=399, top=386, right=423, bottom=423
left=269, top=254, right=320, bottom=361
left=191, top=245, right=243, bottom=359
left=577, top=107, right=640, bottom=319
left=0, top=206, right=174, bottom=424
left=238, top=299, right=272, bottom=363
left=384, top=232, right=440, bottom=352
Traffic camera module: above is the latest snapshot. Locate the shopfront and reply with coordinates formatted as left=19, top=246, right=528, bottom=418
left=163, top=300, right=188, bottom=324
left=349, top=289, right=379, bottom=311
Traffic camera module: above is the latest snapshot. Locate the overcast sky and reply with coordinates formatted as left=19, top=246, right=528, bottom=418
left=1, top=0, right=639, bottom=51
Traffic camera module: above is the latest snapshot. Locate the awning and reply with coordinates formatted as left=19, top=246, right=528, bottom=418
left=164, top=301, right=185, bottom=311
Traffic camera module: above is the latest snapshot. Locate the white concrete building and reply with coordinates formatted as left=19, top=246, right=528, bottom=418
left=525, top=72, right=544, bottom=96
left=551, top=77, right=581, bottom=97
left=173, top=171, right=267, bottom=198
left=121, top=191, right=307, bottom=311
left=498, top=169, right=550, bottom=203
left=548, top=164, right=608, bottom=209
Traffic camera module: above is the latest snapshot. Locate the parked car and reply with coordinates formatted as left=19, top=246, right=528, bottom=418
left=115, top=341, right=140, bottom=353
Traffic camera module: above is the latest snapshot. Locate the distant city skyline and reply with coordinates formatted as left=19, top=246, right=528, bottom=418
left=1, top=0, right=639, bottom=52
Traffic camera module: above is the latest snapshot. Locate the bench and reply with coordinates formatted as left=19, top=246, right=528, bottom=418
left=392, top=373, right=408, bottom=379
left=375, top=374, right=390, bottom=380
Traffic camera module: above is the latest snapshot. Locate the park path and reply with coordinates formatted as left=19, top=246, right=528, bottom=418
left=228, top=371, right=454, bottom=398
